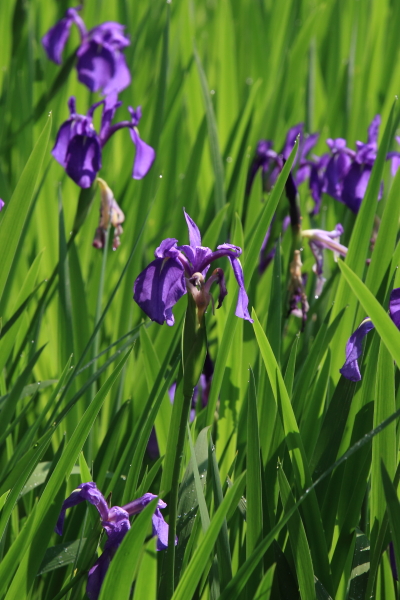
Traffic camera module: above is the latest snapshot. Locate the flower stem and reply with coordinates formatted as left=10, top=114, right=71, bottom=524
left=86, top=225, right=110, bottom=464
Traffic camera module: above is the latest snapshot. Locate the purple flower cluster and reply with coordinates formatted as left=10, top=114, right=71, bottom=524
left=56, top=482, right=175, bottom=600
left=42, top=8, right=155, bottom=189
left=249, top=115, right=400, bottom=216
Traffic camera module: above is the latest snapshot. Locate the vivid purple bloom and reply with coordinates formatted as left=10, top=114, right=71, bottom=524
left=322, top=116, right=381, bottom=213
left=56, top=483, right=174, bottom=600
left=42, top=7, right=131, bottom=94
left=52, top=95, right=154, bottom=187
left=246, top=124, right=320, bottom=210
left=340, top=288, right=400, bottom=381
left=134, top=210, right=253, bottom=326
left=0, top=199, right=4, bottom=211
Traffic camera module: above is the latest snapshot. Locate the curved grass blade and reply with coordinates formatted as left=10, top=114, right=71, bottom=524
left=337, top=259, right=400, bottom=367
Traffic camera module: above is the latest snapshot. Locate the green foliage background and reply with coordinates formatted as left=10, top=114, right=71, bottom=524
left=1, top=0, right=400, bottom=598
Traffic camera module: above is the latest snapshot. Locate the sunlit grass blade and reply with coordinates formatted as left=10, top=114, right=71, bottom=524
left=170, top=472, right=246, bottom=600
left=0, top=113, right=51, bottom=302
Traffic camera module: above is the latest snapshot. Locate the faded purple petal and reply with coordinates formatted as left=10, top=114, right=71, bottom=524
left=133, top=257, right=186, bottom=325
left=282, top=124, right=303, bottom=160
left=55, top=482, right=109, bottom=535
left=389, top=288, right=400, bottom=329
left=368, top=114, right=381, bottom=145
left=300, top=133, right=319, bottom=160
left=184, top=210, right=202, bottom=249
left=339, top=319, right=375, bottom=382
left=129, top=127, right=156, bottom=180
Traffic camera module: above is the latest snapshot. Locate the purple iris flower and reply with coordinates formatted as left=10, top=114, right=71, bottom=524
left=52, top=94, right=155, bottom=187
left=55, top=482, right=175, bottom=600
left=322, top=116, right=381, bottom=213
left=134, top=210, right=253, bottom=326
left=42, top=7, right=131, bottom=94
left=339, top=288, right=400, bottom=381
left=246, top=124, right=320, bottom=208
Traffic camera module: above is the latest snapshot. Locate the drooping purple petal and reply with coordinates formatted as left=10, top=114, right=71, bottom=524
left=86, top=548, right=112, bottom=600
left=389, top=288, right=400, bottom=329
left=216, top=244, right=253, bottom=323
left=339, top=318, right=375, bottom=382
left=65, top=134, right=102, bottom=188
left=133, top=257, right=186, bottom=326
left=129, top=127, right=156, bottom=180
left=55, top=482, right=109, bottom=535
left=152, top=508, right=173, bottom=550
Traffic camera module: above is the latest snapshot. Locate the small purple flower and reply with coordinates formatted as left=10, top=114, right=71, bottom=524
left=339, top=288, right=400, bottom=381
left=42, top=7, right=131, bottom=95
left=134, top=210, right=253, bottom=326
left=56, top=483, right=174, bottom=600
left=52, top=95, right=154, bottom=188
left=0, top=199, right=4, bottom=211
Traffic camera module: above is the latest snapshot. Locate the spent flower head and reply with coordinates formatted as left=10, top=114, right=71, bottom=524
left=93, top=179, right=125, bottom=250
